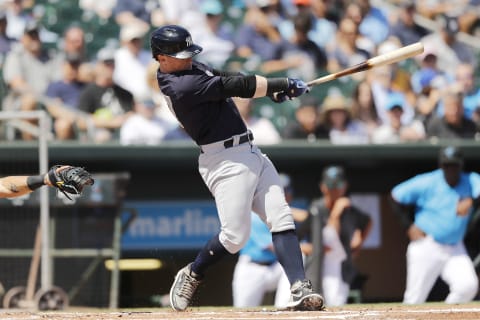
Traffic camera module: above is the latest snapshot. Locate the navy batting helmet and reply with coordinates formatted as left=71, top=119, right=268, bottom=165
left=150, top=25, right=202, bottom=59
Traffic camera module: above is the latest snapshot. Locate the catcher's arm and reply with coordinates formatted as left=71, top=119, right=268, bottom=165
left=0, top=166, right=94, bottom=199
left=0, top=174, right=49, bottom=198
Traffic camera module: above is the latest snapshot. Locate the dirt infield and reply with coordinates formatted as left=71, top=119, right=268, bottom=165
left=1, top=304, right=480, bottom=320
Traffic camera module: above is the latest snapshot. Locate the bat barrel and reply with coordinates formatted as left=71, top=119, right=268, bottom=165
left=307, top=42, right=424, bottom=87
left=367, top=42, right=424, bottom=68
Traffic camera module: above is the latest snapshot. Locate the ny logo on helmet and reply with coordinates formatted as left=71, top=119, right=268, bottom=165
left=186, top=36, right=193, bottom=47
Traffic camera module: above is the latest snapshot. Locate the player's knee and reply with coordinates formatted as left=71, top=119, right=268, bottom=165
left=448, top=277, right=479, bottom=303
left=461, top=281, right=478, bottom=301
left=220, top=230, right=250, bottom=254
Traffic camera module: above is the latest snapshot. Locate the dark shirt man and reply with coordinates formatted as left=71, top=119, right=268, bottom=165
left=426, top=87, right=478, bottom=139
left=296, top=166, right=371, bottom=306
left=390, top=1, right=430, bottom=46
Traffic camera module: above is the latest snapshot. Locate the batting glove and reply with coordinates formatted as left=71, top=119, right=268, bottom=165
left=285, top=78, right=309, bottom=99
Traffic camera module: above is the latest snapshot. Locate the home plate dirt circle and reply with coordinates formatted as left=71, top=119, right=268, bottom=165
left=0, top=304, right=479, bottom=320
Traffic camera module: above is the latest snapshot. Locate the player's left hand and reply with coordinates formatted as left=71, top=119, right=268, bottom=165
left=48, top=165, right=94, bottom=200
left=269, top=91, right=288, bottom=103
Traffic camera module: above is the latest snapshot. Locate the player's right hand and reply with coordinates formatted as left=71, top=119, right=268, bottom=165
left=269, top=78, right=309, bottom=103
left=285, top=78, right=309, bottom=99
left=331, top=197, right=351, bottom=219
left=407, top=224, right=426, bottom=241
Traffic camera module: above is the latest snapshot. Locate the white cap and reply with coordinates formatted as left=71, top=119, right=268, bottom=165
left=120, top=23, right=148, bottom=42
left=96, top=47, right=116, bottom=62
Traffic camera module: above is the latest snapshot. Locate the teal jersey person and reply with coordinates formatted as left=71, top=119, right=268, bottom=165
left=391, top=146, right=480, bottom=304
left=232, top=212, right=290, bottom=308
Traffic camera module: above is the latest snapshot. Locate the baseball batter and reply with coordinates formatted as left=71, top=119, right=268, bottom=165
left=149, top=25, right=324, bottom=312
left=391, top=146, right=480, bottom=304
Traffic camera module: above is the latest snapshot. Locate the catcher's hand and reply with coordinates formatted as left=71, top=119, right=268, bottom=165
left=48, top=165, right=94, bottom=200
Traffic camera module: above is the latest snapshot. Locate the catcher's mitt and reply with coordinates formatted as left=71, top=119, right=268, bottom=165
left=48, top=165, right=94, bottom=200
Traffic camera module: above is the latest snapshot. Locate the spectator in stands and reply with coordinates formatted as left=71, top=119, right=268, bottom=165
left=420, top=14, right=477, bottom=78
left=371, top=92, right=426, bottom=144
left=305, top=0, right=337, bottom=49
left=454, top=63, right=480, bottom=123
left=412, top=67, right=443, bottom=122
left=180, top=0, right=235, bottom=69
left=410, top=52, right=450, bottom=97
left=200, top=0, right=236, bottom=42
left=252, top=0, right=292, bottom=37
left=233, top=97, right=281, bottom=145
left=113, top=0, right=163, bottom=30
left=289, top=11, right=327, bottom=73
left=350, top=80, right=380, bottom=138
left=376, top=39, right=415, bottom=98
left=159, top=0, right=199, bottom=25
left=44, top=54, right=86, bottom=140
left=79, top=0, right=117, bottom=20
left=0, top=11, right=15, bottom=66
left=120, top=99, right=172, bottom=145
left=316, top=94, right=370, bottom=144
left=284, top=0, right=337, bottom=50
left=354, top=0, right=390, bottom=46
left=389, top=0, right=430, bottom=46
left=77, top=47, right=134, bottom=143
left=410, top=52, right=450, bottom=122
left=415, top=0, right=478, bottom=34
left=2, top=20, right=62, bottom=139
left=341, top=1, right=374, bottom=56
left=426, top=86, right=478, bottom=140
left=282, top=95, right=321, bottom=141
left=49, top=24, right=90, bottom=84
left=59, top=24, right=87, bottom=63
left=415, top=0, right=464, bottom=20
left=3, top=0, right=34, bottom=40
left=113, top=23, right=150, bottom=100
left=326, top=17, right=370, bottom=77
left=368, top=65, right=415, bottom=126
left=233, top=2, right=308, bottom=76
left=3, top=20, right=60, bottom=104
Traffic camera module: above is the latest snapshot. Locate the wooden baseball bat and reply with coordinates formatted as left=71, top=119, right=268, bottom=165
left=307, top=42, right=424, bottom=87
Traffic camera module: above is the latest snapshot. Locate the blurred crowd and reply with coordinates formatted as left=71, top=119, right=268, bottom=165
left=0, top=0, right=480, bottom=144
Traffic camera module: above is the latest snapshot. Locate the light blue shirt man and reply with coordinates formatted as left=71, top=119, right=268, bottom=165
left=239, top=212, right=277, bottom=264
left=392, top=169, right=480, bottom=244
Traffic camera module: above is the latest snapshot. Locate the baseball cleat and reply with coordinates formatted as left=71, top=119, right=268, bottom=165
left=285, top=280, right=325, bottom=311
left=169, top=263, right=202, bottom=311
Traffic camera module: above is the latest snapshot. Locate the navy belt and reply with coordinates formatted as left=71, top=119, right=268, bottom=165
left=251, top=260, right=276, bottom=266
left=223, top=132, right=253, bottom=148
